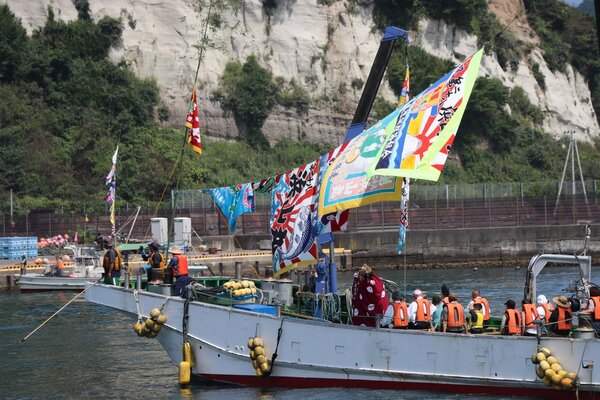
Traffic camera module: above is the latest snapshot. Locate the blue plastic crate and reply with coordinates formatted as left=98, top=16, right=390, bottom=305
left=233, top=304, right=279, bottom=316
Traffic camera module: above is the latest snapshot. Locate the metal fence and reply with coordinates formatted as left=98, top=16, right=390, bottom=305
left=2, top=180, right=599, bottom=240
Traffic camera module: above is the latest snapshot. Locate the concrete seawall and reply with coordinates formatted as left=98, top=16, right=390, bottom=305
left=236, top=224, right=599, bottom=269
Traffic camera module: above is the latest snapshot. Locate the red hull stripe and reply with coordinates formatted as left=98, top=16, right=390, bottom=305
left=199, top=373, right=592, bottom=400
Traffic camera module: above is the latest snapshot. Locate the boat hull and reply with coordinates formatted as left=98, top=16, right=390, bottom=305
left=18, top=274, right=99, bottom=292
left=86, top=284, right=600, bottom=399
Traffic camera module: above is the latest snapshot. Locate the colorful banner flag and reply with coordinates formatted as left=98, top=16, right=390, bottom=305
left=207, top=183, right=255, bottom=233
left=271, top=161, right=320, bottom=274
left=318, top=109, right=403, bottom=216
left=398, top=177, right=409, bottom=254
left=186, top=85, right=202, bottom=155
left=315, top=145, right=350, bottom=235
left=368, top=48, right=484, bottom=182
left=105, top=145, right=118, bottom=238
left=397, top=63, right=411, bottom=254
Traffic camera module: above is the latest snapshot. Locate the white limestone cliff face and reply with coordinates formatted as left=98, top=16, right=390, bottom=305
left=4, top=0, right=599, bottom=143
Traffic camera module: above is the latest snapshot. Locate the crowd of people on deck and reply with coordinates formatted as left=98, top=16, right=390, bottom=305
left=351, top=264, right=600, bottom=337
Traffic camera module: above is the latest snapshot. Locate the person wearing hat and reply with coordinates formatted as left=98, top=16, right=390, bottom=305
left=499, top=299, right=521, bottom=335
left=407, top=288, right=433, bottom=330
left=351, top=264, right=388, bottom=327
left=140, top=241, right=165, bottom=283
left=102, top=238, right=122, bottom=285
left=548, top=295, right=573, bottom=337
left=536, top=294, right=554, bottom=326
left=167, top=245, right=189, bottom=298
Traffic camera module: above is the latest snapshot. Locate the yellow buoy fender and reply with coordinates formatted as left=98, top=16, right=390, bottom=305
left=183, top=341, right=195, bottom=367
left=256, top=355, right=267, bottom=365
left=179, top=361, right=191, bottom=385
left=542, top=376, right=552, bottom=387
left=545, top=369, right=556, bottom=379
left=561, top=378, right=574, bottom=389
left=250, top=350, right=255, bottom=360
left=156, top=314, right=167, bottom=325
left=151, top=324, right=162, bottom=333
left=551, top=373, right=563, bottom=385
left=551, top=363, right=562, bottom=373
left=535, top=352, right=546, bottom=363
left=247, top=338, right=255, bottom=349
left=535, top=367, right=545, bottom=379
left=540, top=348, right=552, bottom=357
left=539, top=360, right=550, bottom=371
left=531, top=353, right=540, bottom=364
left=546, top=356, right=558, bottom=365
left=145, top=318, right=155, bottom=329
left=254, top=346, right=265, bottom=356
left=253, top=338, right=264, bottom=348
left=150, top=308, right=161, bottom=319
left=260, top=362, right=270, bottom=373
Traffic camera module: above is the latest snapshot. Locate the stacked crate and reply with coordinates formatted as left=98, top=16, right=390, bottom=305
left=0, top=237, right=38, bottom=259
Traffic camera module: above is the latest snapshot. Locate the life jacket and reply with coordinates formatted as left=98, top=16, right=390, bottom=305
left=556, top=306, right=573, bottom=331
left=442, top=297, right=449, bottom=305
left=539, top=303, right=555, bottom=323
left=172, top=254, right=189, bottom=276
left=522, top=303, right=539, bottom=329
left=474, top=297, right=490, bottom=321
left=149, top=250, right=165, bottom=269
left=56, top=259, right=64, bottom=269
left=392, top=302, right=408, bottom=328
left=505, top=309, right=521, bottom=335
left=416, top=298, right=431, bottom=322
left=103, top=248, right=122, bottom=271
left=589, top=296, right=600, bottom=321
left=446, top=302, right=465, bottom=329
left=471, top=310, right=484, bottom=329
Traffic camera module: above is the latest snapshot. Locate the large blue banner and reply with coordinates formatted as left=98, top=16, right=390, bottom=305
left=207, top=183, right=254, bottom=233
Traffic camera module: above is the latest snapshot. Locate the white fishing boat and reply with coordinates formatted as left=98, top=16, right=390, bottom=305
left=17, top=245, right=103, bottom=292
left=85, top=251, right=600, bottom=399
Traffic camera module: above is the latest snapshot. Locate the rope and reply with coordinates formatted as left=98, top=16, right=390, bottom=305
left=265, top=318, right=285, bottom=377
left=483, top=6, right=528, bottom=51
left=18, top=278, right=102, bottom=344
left=133, top=289, right=143, bottom=322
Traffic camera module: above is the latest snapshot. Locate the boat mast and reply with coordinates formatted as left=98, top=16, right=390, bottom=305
left=324, top=26, right=409, bottom=294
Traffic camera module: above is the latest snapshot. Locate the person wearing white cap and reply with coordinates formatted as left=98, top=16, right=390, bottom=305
left=536, top=294, right=554, bottom=326
left=407, top=288, right=432, bottom=330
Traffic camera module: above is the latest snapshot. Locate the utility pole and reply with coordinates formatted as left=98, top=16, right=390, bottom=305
left=553, top=130, right=588, bottom=216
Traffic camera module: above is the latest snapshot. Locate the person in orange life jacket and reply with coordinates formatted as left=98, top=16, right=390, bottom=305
left=536, top=294, right=554, bottom=324
left=465, top=289, right=490, bottom=326
left=140, top=241, right=165, bottom=283
left=102, top=238, right=122, bottom=285
left=52, top=254, right=65, bottom=277
left=167, top=245, right=189, bottom=298
left=442, top=293, right=466, bottom=333
left=548, top=295, right=573, bottom=337
left=499, top=299, right=521, bottom=335
left=407, top=289, right=434, bottom=330
left=521, top=299, right=540, bottom=337
left=382, top=291, right=409, bottom=329
left=580, top=286, right=600, bottom=335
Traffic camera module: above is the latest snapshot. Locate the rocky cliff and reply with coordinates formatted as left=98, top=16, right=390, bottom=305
left=6, top=0, right=599, bottom=144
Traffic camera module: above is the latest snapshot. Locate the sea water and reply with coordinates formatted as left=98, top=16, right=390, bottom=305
left=2, top=264, right=596, bottom=400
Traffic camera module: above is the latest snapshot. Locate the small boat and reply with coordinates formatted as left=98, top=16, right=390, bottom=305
left=17, top=245, right=103, bottom=292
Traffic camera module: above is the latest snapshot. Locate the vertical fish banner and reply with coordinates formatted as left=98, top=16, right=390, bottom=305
left=207, top=183, right=254, bottom=233
left=398, top=66, right=411, bottom=254
left=271, top=161, right=320, bottom=275
left=368, top=48, right=483, bottom=181
left=186, top=84, right=202, bottom=155
left=105, top=146, right=119, bottom=238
